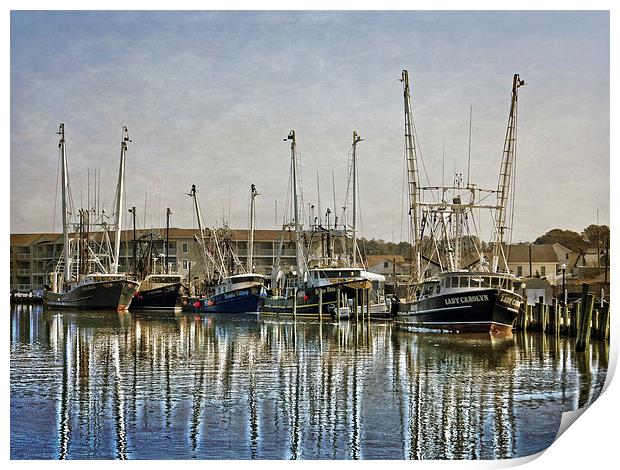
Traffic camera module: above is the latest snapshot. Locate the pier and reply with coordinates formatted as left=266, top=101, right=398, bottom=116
left=514, top=283, right=610, bottom=348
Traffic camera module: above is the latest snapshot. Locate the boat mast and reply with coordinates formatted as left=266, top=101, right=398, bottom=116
left=248, top=184, right=259, bottom=273
left=57, top=123, right=71, bottom=285
left=287, top=130, right=305, bottom=280
left=113, top=126, right=130, bottom=274
left=189, top=184, right=212, bottom=283
left=351, top=131, right=363, bottom=266
left=129, top=206, right=136, bottom=276
left=401, top=70, right=421, bottom=283
left=165, top=208, right=171, bottom=274
left=493, top=74, right=525, bottom=271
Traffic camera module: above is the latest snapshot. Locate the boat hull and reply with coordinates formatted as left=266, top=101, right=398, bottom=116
left=43, top=279, right=139, bottom=311
left=262, top=285, right=386, bottom=320
left=130, top=283, right=184, bottom=310
left=201, top=286, right=265, bottom=314
left=395, top=288, right=521, bottom=335
left=261, top=287, right=340, bottom=319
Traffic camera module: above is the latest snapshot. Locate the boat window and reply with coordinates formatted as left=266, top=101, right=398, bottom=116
left=436, top=285, right=440, bottom=294
left=450, top=277, right=458, bottom=288
left=148, top=276, right=180, bottom=284
left=459, top=277, right=469, bottom=288
left=231, top=276, right=263, bottom=285
left=491, top=277, right=499, bottom=287
left=482, top=277, right=491, bottom=287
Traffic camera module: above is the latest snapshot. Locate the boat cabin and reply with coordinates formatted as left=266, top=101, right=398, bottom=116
left=139, top=274, right=183, bottom=291
left=416, top=271, right=519, bottom=300
left=80, top=274, right=128, bottom=284
left=214, top=274, right=267, bottom=295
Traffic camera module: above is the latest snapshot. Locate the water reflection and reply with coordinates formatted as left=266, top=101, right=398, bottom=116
left=10, top=304, right=607, bottom=460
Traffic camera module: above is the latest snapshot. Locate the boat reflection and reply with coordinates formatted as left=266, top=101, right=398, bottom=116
left=9, top=305, right=608, bottom=460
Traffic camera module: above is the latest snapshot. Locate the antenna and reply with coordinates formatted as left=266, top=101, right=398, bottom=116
left=331, top=170, right=337, bottom=228
left=442, top=138, right=445, bottom=190
left=316, top=170, right=322, bottom=226
left=467, top=105, right=472, bottom=187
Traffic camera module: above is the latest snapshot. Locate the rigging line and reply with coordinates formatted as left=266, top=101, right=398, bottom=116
left=508, top=101, right=519, bottom=251
left=356, top=155, right=364, bottom=242
left=400, top=146, right=407, bottom=243
left=411, top=119, right=436, bottom=204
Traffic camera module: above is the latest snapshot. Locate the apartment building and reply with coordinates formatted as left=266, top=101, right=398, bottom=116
left=10, top=228, right=297, bottom=292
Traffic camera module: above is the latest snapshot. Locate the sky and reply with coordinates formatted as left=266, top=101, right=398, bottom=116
left=9, top=10, right=610, bottom=243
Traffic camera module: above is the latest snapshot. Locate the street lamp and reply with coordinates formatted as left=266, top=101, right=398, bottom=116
left=521, top=282, right=527, bottom=305
left=561, top=263, right=567, bottom=307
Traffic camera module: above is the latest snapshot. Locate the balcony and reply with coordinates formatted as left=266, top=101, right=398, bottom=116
left=236, top=248, right=297, bottom=257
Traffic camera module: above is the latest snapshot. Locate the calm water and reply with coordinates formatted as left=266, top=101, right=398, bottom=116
left=10, top=304, right=608, bottom=460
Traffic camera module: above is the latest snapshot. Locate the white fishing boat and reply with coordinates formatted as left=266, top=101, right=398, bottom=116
left=43, top=124, right=139, bottom=310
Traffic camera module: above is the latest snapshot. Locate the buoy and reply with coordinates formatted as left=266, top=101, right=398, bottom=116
left=193, top=300, right=201, bottom=308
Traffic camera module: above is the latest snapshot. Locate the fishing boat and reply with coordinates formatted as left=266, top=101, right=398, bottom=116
left=262, top=130, right=385, bottom=320
left=393, top=71, right=525, bottom=335
left=201, top=273, right=268, bottom=313
left=187, top=184, right=268, bottom=314
left=43, top=124, right=139, bottom=310
left=127, top=209, right=186, bottom=311
left=130, top=274, right=185, bottom=311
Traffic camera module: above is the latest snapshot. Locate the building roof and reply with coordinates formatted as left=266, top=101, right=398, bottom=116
left=506, top=244, right=559, bottom=263
left=11, top=228, right=292, bottom=244
left=10, top=233, right=59, bottom=246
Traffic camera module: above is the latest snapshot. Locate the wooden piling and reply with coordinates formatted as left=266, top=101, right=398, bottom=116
left=336, top=287, right=341, bottom=321
left=354, top=289, right=359, bottom=323
left=598, top=303, right=609, bottom=341
left=318, top=288, right=323, bottom=323
left=293, top=287, right=298, bottom=320
left=561, top=304, right=569, bottom=336
left=536, top=300, right=545, bottom=333
left=569, top=302, right=579, bottom=338
left=591, top=309, right=599, bottom=339
left=576, top=286, right=594, bottom=352
left=550, top=299, right=560, bottom=335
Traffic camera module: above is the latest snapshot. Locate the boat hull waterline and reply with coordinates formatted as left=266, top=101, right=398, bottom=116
left=262, top=284, right=389, bottom=320
left=201, top=286, right=266, bottom=314
left=395, top=288, right=521, bottom=335
left=130, top=283, right=184, bottom=310
left=43, top=279, right=139, bottom=311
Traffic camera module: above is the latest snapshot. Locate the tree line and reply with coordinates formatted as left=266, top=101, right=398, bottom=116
left=359, top=224, right=610, bottom=261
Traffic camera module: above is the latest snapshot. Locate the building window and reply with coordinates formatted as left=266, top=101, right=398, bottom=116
left=182, top=242, right=189, bottom=254
left=517, top=266, right=523, bottom=277
left=182, top=260, right=189, bottom=270
left=541, top=265, right=546, bottom=276
left=384, top=261, right=389, bottom=268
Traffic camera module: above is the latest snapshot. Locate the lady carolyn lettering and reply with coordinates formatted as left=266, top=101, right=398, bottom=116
left=445, top=294, right=489, bottom=305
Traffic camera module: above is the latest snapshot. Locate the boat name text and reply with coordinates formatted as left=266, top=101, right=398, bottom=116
left=445, top=294, right=489, bottom=305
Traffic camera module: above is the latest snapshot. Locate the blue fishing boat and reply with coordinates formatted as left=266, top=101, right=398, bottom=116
left=200, top=273, right=268, bottom=313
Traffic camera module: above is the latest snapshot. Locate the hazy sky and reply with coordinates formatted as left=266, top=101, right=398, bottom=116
left=10, top=10, right=609, bottom=243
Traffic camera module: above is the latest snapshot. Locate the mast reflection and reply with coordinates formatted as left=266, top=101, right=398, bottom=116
left=10, top=307, right=609, bottom=460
